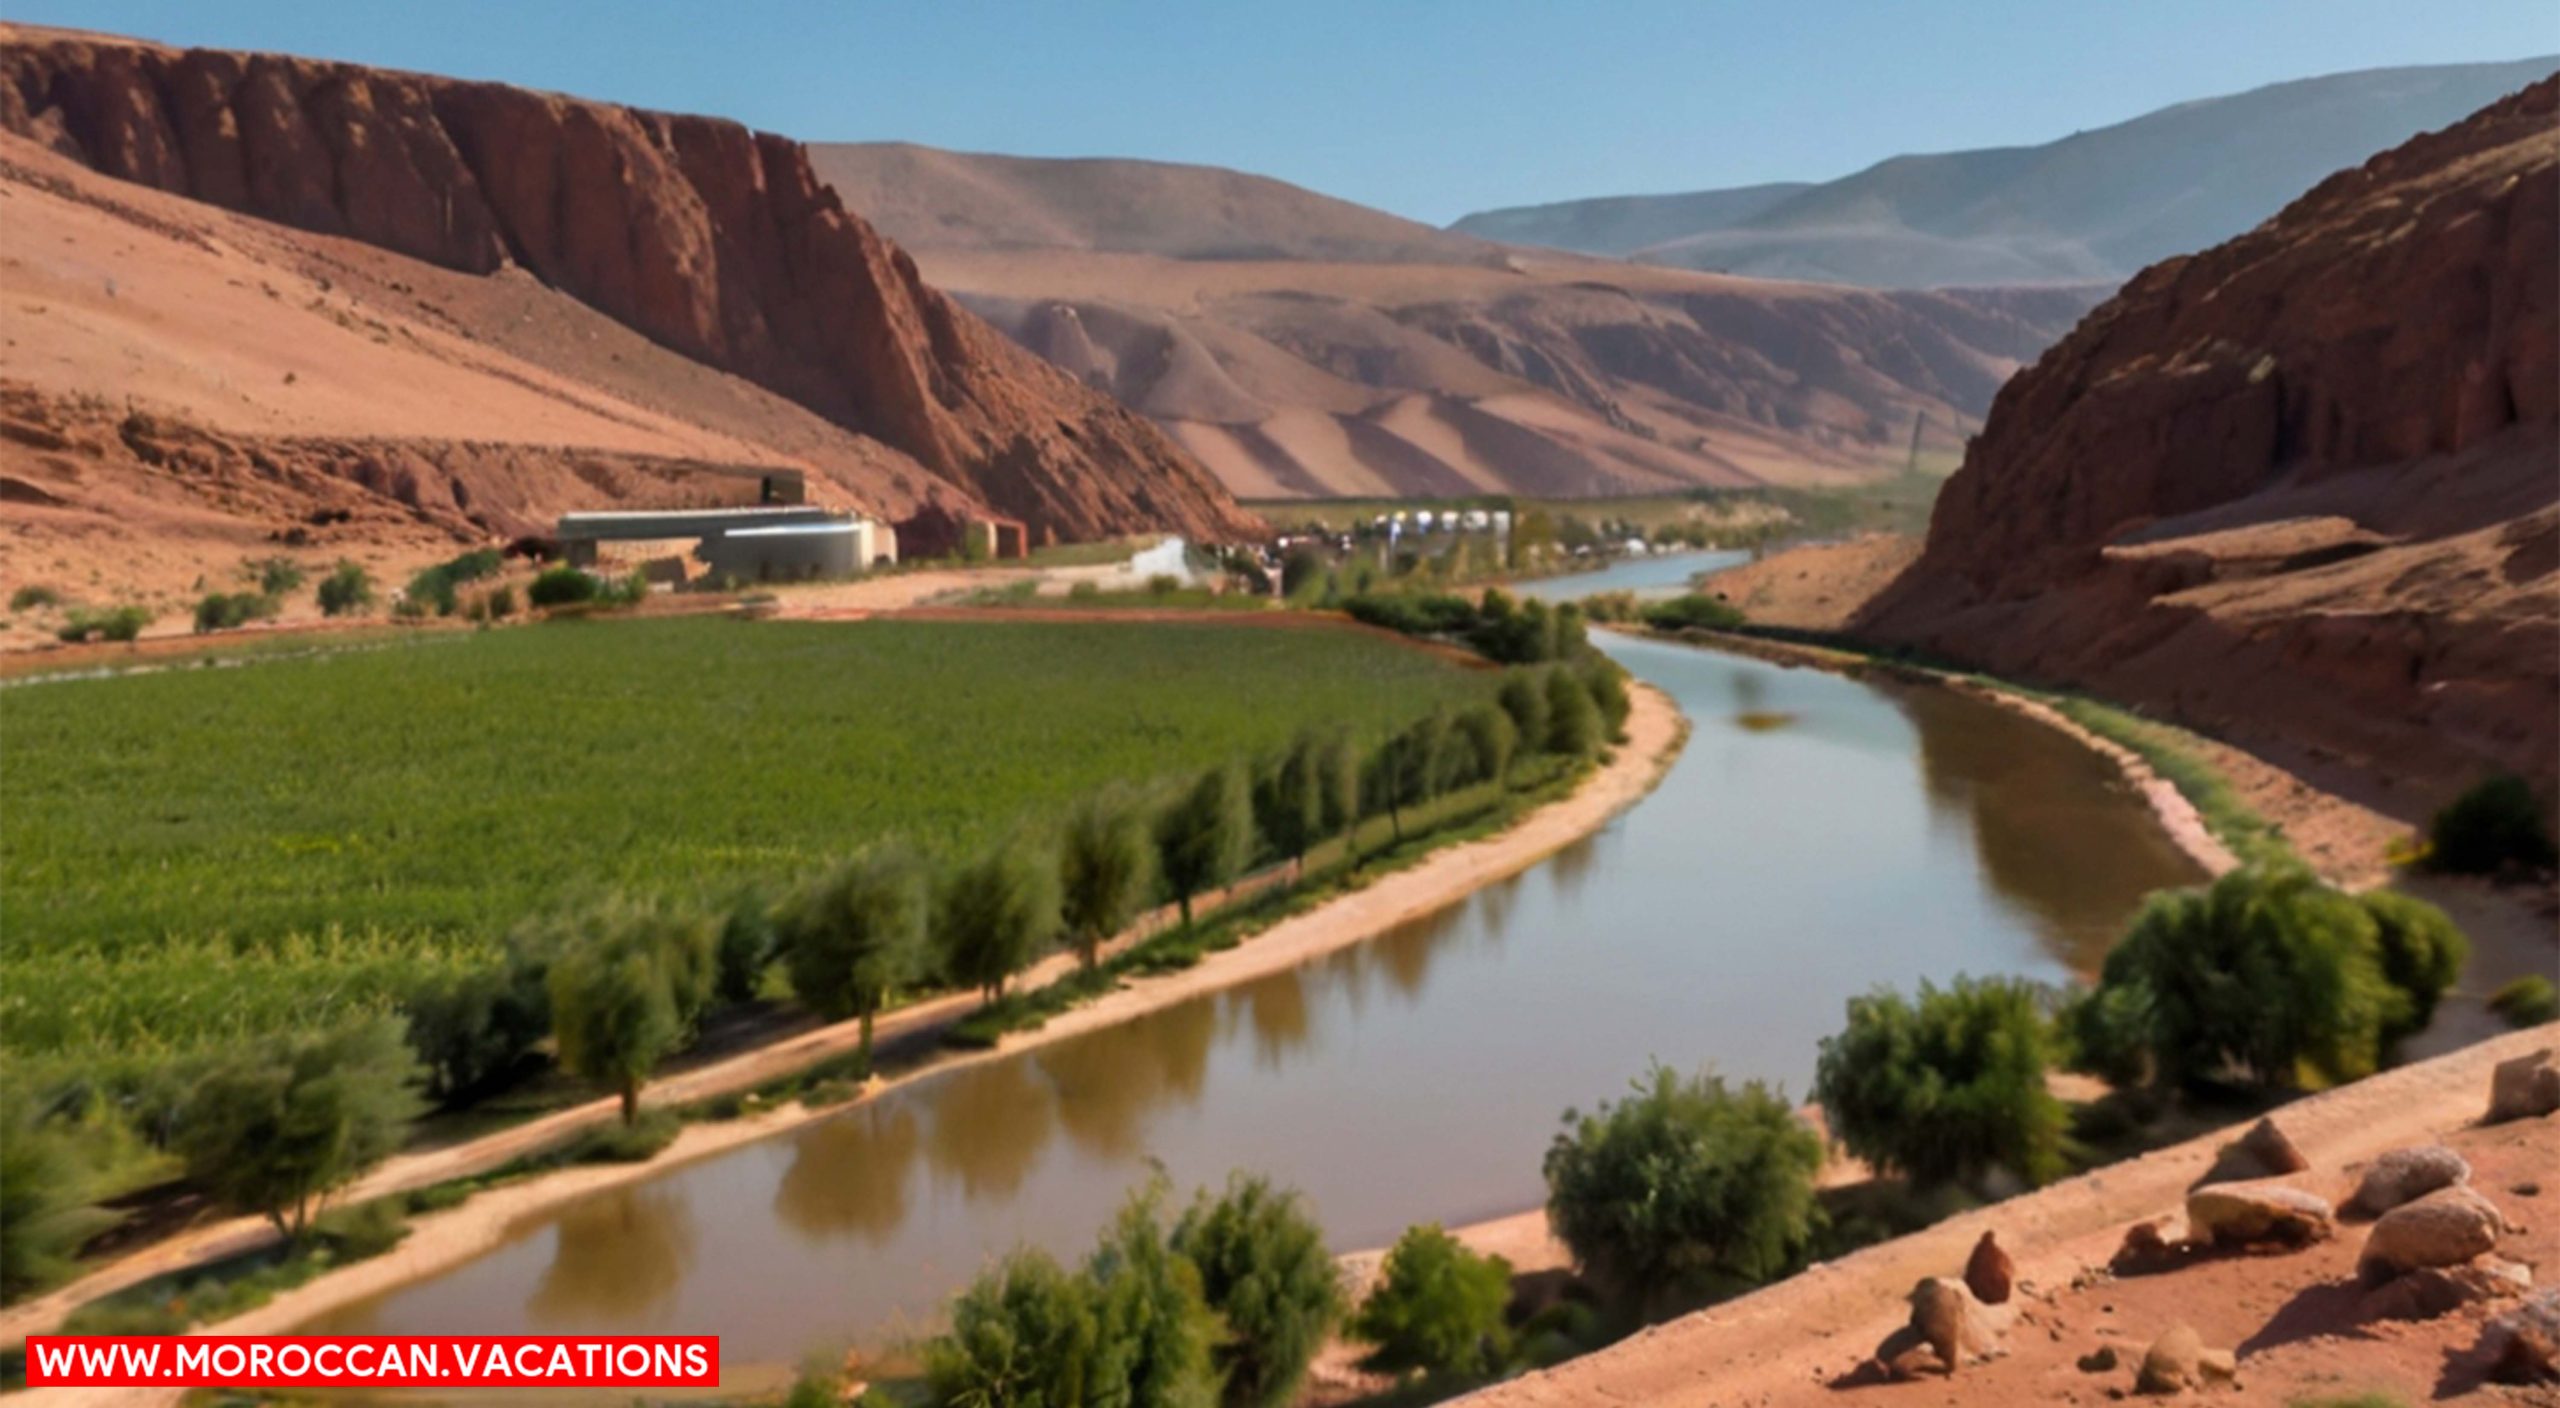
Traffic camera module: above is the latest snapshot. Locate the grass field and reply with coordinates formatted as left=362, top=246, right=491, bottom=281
left=0, top=615, right=1496, bottom=1068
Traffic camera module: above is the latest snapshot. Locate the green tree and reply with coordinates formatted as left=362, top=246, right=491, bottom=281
left=1812, top=977, right=2066, bottom=1190
left=406, top=960, right=548, bottom=1104
left=939, top=839, right=1063, bottom=1003
left=714, top=885, right=779, bottom=1007
left=2359, top=890, right=2469, bottom=1042
left=1314, top=730, right=1361, bottom=850
left=779, top=848, right=928, bottom=1060
left=1350, top=1223, right=1511, bottom=1379
left=1496, top=671, right=1550, bottom=761
left=1452, top=704, right=1518, bottom=788
left=316, top=560, right=374, bottom=616
left=1173, top=1175, right=1344, bottom=1408
left=174, top=1016, right=418, bottom=1240
left=1543, top=669, right=1600, bottom=756
left=550, top=901, right=711, bottom=1123
left=926, top=1247, right=1104, bottom=1408
left=1157, top=764, right=1253, bottom=929
left=1062, top=789, right=1159, bottom=971
left=1087, top=1181, right=1221, bottom=1408
left=0, top=1098, right=113, bottom=1300
left=1253, top=737, right=1329, bottom=879
left=1543, top=1064, right=1822, bottom=1308
left=2095, top=864, right=2400, bottom=1090
left=1580, top=660, right=1631, bottom=739
left=2427, top=774, right=2557, bottom=875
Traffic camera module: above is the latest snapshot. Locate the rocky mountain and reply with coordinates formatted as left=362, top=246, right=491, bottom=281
left=1455, top=58, right=2559, bottom=289
left=0, top=24, right=1258, bottom=577
left=811, top=146, right=2103, bottom=499
left=1859, top=77, right=2559, bottom=795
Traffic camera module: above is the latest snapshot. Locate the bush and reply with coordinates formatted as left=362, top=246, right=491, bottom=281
left=1496, top=671, right=1550, bottom=757
left=569, top=1108, right=681, bottom=1163
left=1639, top=594, right=1744, bottom=632
left=527, top=565, right=601, bottom=608
left=316, top=561, right=374, bottom=617
left=192, top=590, right=276, bottom=634
left=2359, top=891, right=2468, bottom=1042
left=1452, top=703, right=1519, bottom=787
left=1580, top=660, right=1631, bottom=739
left=1812, top=977, right=2065, bottom=1190
left=56, top=604, right=151, bottom=643
left=1350, top=1223, right=1511, bottom=1379
left=714, top=888, right=779, bottom=1007
left=2489, top=974, right=2559, bottom=1028
left=2091, top=864, right=2399, bottom=1090
left=174, top=1015, right=419, bottom=1239
left=927, top=1247, right=1104, bottom=1407
left=0, top=1097, right=113, bottom=1300
left=2427, top=775, right=2556, bottom=876
left=8, top=583, right=61, bottom=611
left=1172, top=1175, right=1343, bottom=1408
left=2055, top=982, right=2153, bottom=1088
left=405, top=960, right=547, bottom=1104
left=1543, top=668, right=1601, bottom=756
left=1543, top=1064, right=1822, bottom=1307
left=1087, top=1181, right=1223, bottom=1407
left=245, top=557, right=307, bottom=597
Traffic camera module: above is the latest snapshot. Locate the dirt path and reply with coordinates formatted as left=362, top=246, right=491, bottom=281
left=1453, top=1023, right=2560, bottom=1408
left=2, top=683, right=1684, bottom=1388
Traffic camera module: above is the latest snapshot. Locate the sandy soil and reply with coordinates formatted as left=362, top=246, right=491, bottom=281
left=1700, top=536, right=1922, bottom=632
left=0, top=683, right=1684, bottom=1392
left=1453, top=1024, right=2560, bottom=1408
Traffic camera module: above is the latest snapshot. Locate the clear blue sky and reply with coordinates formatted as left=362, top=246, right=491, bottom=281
left=11, top=1, right=2556, bottom=224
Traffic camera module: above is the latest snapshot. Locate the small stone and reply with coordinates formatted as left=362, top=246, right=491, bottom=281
left=2361, top=1185, right=2508, bottom=1277
left=2483, top=1288, right=2560, bottom=1384
left=2346, top=1144, right=2471, bottom=1216
left=2077, top=1345, right=2120, bottom=1373
left=1966, top=1229, right=2016, bottom=1305
left=2187, top=1180, right=2336, bottom=1249
left=2197, top=1116, right=2309, bottom=1185
left=2359, top=1255, right=2533, bottom=1321
left=1907, top=1276, right=2007, bottom=1372
left=2487, top=1047, right=2560, bottom=1124
left=2136, top=1322, right=2207, bottom=1395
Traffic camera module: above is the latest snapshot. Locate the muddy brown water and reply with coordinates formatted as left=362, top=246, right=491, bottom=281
left=306, top=554, right=2204, bottom=1366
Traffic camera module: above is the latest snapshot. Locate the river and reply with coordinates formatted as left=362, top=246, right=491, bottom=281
left=307, top=551, right=2203, bottom=1366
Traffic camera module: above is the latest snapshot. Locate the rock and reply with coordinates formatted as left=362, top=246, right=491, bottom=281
left=2113, top=1219, right=2178, bottom=1273
left=2361, top=1185, right=2509, bottom=1277
left=1908, top=1276, right=2006, bottom=1372
left=2347, top=1145, right=2471, bottom=1216
left=2489, top=1048, right=2560, bottom=1124
left=0, top=32, right=1261, bottom=550
left=2483, top=1288, right=2560, bottom=1385
left=2359, top=1255, right=2533, bottom=1321
left=2135, top=1323, right=2220, bottom=1395
left=2186, top=1180, right=2336, bottom=1249
left=2078, top=1344, right=2120, bottom=1373
left=2198, top=1117, right=2309, bottom=1186
left=1965, top=1230, right=2016, bottom=1305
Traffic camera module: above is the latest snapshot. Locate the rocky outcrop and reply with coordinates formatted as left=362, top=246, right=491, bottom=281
left=1860, top=78, right=2559, bottom=792
left=0, top=25, right=1258, bottom=545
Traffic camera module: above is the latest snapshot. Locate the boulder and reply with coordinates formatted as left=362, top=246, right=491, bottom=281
left=1964, top=1229, right=2015, bottom=1305
left=2197, top=1117, right=2309, bottom=1186
left=2186, top=1180, right=2336, bottom=1249
left=2489, top=1048, right=2560, bottom=1124
left=1907, top=1276, right=2006, bottom=1372
left=2347, top=1144, right=2471, bottom=1216
left=2483, top=1288, right=2560, bottom=1385
left=2135, top=1322, right=2234, bottom=1395
left=2360, top=1185, right=2508, bottom=1277
left=2359, top=1255, right=2532, bottom=1322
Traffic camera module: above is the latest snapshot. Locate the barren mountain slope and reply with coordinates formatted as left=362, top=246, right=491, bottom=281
left=1860, top=78, right=2560, bottom=801
left=0, top=24, right=1258, bottom=565
left=813, top=148, right=2102, bottom=499
left=1456, top=57, right=2560, bottom=290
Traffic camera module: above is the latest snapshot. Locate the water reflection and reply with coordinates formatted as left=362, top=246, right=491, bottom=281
left=1037, top=997, right=1217, bottom=1159
left=924, top=1059, right=1056, bottom=1203
left=775, top=1103, right=920, bottom=1246
left=525, top=1187, right=695, bottom=1325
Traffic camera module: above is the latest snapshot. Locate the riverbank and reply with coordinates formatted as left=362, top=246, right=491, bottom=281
left=2, top=681, right=1685, bottom=1393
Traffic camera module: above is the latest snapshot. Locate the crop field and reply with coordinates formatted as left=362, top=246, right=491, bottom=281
left=0, top=615, right=1495, bottom=1070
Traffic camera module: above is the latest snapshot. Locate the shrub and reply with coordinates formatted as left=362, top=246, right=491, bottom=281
left=1350, top=1223, right=1511, bottom=1379
left=927, top=1247, right=1104, bottom=1407
left=484, top=584, right=517, bottom=619
left=405, top=960, right=547, bottom=1104
left=1086, top=1181, right=1223, bottom=1407
left=1157, top=763, right=1252, bottom=929
left=245, top=556, right=307, bottom=597
left=1543, top=668, right=1601, bottom=756
left=714, top=888, right=779, bottom=1007
left=2055, top=982, right=2153, bottom=1088
left=1252, top=737, right=1328, bottom=876
left=316, top=560, right=374, bottom=616
left=1172, top=1175, right=1343, bottom=1408
left=570, top=1108, right=681, bottom=1163
left=174, top=1015, right=419, bottom=1240
left=56, top=604, right=151, bottom=643
left=779, top=848, right=927, bottom=1057
left=0, top=1097, right=113, bottom=1300
left=1812, top=977, right=2066, bottom=1190
left=2427, top=775, right=2557, bottom=876
left=192, top=590, right=276, bottom=634
left=527, top=565, right=601, bottom=608
left=10, top=583, right=62, bottom=611
left=1061, top=788, right=1158, bottom=969
left=2489, top=974, right=2560, bottom=1028
left=1452, top=703, right=1519, bottom=787
left=1543, top=1064, right=1822, bottom=1307
left=1580, top=660, right=1631, bottom=739
left=1496, top=671, right=1551, bottom=758
left=1639, top=594, right=1744, bottom=632
left=937, top=838, right=1062, bottom=1003
left=2358, top=891, right=2468, bottom=1042
left=549, top=899, right=717, bottom=1123
left=2092, top=864, right=2399, bottom=1090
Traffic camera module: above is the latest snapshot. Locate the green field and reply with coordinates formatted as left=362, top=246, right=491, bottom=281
left=0, top=616, right=1494, bottom=1068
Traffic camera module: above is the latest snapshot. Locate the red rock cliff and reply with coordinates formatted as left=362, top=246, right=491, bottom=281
left=0, top=25, right=1260, bottom=544
left=1862, top=78, right=2559, bottom=795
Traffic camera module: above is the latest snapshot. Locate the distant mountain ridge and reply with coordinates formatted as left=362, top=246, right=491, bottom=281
left=1452, top=57, right=2560, bottom=288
